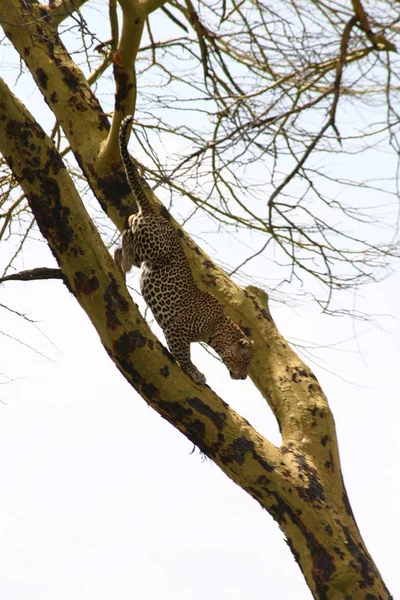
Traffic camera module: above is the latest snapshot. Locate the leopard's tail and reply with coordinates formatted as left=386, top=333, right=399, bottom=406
left=119, top=115, right=153, bottom=214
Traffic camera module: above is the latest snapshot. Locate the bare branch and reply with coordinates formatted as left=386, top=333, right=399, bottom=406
left=0, top=268, right=64, bottom=284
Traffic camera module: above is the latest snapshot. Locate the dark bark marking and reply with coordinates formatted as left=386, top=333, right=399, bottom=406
left=60, top=65, right=80, bottom=91
left=97, top=169, right=132, bottom=213
left=269, top=492, right=335, bottom=597
left=186, top=396, right=227, bottom=431
left=222, top=436, right=254, bottom=465
left=221, top=436, right=274, bottom=472
left=36, top=67, right=48, bottom=89
left=159, top=365, right=170, bottom=378
left=46, top=146, right=64, bottom=174
left=333, top=545, right=345, bottom=559
left=29, top=186, right=75, bottom=254
left=114, top=330, right=147, bottom=357
left=113, top=67, right=134, bottom=110
left=7, top=118, right=45, bottom=147
left=321, top=435, right=330, bottom=446
left=141, top=381, right=159, bottom=400
left=109, top=345, right=160, bottom=402
left=154, top=399, right=211, bottom=453
left=295, top=453, right=326, bottom=503
left=74, top=271, right=100, bottom=295
left=256, top=474, right=271, bottom=489
left=50, top=91, right=58, bottom=103
left=103, top=278, right=130, bottom=330
left=342, top=489, right=354, bottom=517
left=6, top=120, right=76, bottom=254
left=155, top=399, right=193, bottom=422
left=248, top=486, right=264, bottom=500
left=341, top=525, right=376, bottom=589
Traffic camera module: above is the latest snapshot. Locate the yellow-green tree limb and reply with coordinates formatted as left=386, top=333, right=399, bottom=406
left=0, top=0, right=164, bottom=221
left=0, top=74, right=392, bottom=598
left=0, top=0, right=339, bottom=472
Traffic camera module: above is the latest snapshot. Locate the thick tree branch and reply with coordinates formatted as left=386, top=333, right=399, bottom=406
left=0, top=0, right=341, bottom=469
left=0, top=77, right=391, bottom=597
left=0, top=71, right=285, bottom=505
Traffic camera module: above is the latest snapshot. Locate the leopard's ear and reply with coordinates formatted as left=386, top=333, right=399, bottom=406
left=238, top=338, right=254, bottom=350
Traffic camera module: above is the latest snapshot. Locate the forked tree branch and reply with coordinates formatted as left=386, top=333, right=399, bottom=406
left=0, top=72, right=391, bottom=598
left=351, top=0, right=397, bottom=51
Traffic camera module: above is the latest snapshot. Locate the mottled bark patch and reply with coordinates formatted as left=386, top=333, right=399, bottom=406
left=220, top=437, right=274, bottom=473
left=268, top=491, right=336, bottom=596
left=36, top=67, right=48, bottom=89
left=141, top=381, right=160, bottom=400
left=74, top=271, right=100, bottom=295
left=342, top=489, right=354, bottom=517
left=104, top=278, right=129, bottom=330
left=46, top=146, right=64, bottom=174
left=29, top=186, right=75, bottom=254
left=248, top=486, right=263, bottom=500
left=222, top=436, right=254, bottom=465
left=186, top=396, right=227, bottom=431
left=7, top=119, right=45, bottom=147
left=154, top=398, right=209, bottom=452
left=256, top=474, right=271, bottom=489
left=341, top=525, right=375, bottom=588
left=97, top=169, right=132, bottom=213
left=159, top=365, right=170, bottom=378
left=295, top=453, right=325, bottom=503
left=114, top=330, right=147, bottom=357
left=60, top=65, right=80, bottom=91
left=113, top=66, right=134, bottom=109
left=333, top=545, right=345, bottom=558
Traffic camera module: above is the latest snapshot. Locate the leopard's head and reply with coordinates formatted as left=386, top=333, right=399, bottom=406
left=224, top=337, right=254, bottom=380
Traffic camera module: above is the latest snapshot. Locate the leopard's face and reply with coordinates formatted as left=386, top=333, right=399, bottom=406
left=223, top=338, right=254, bottom=380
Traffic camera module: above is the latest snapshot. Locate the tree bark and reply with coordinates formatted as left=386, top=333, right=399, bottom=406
left=0, top=2, right=392, bottom=598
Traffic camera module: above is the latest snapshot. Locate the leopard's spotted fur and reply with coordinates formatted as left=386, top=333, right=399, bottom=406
left=114, top=115, right=254, bottom=385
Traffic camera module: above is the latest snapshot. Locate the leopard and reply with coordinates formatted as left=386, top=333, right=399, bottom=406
left=114, top=115, right=254, bottom=385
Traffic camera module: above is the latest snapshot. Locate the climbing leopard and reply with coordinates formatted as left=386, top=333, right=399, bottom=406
left=114, top=115, right=254, bottom=385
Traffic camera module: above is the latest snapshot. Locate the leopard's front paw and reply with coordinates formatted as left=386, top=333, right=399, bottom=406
left=188, top=369, right=207, bottom=385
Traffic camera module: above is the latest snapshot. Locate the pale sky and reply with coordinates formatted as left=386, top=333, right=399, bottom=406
left=1, top=5, right=400, bottom=599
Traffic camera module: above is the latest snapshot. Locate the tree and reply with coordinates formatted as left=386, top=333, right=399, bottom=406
left=0, top=0, right=398, bottom=597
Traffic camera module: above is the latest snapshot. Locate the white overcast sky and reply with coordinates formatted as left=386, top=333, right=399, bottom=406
left=1, top=4, right=400, bottom=599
